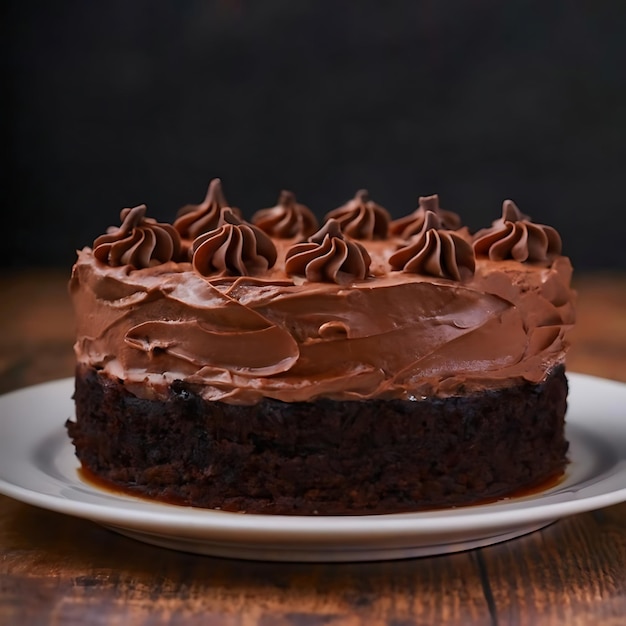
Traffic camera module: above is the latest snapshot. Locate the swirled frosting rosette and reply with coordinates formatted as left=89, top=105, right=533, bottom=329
left=191, top=208, right=277, bottom=277
left=473, top=200, right=562, bottom=262
left=324, top=190, right=390, bottom=240
left=389, top=194, right=462, bottom=239
left=285, top=218, right=371, bottom=283
left=93, top=205, right=182, bottom=269
left=174, top=178, right=242, bottom=241
left=251, top=190, right=318, bottom=238
left=389, top=211, right=475, bottom=281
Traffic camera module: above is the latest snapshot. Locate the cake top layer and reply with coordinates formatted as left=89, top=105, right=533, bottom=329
left=87, top=179, right=566, bottom=282
left=70, top=181, right=576, bottom=404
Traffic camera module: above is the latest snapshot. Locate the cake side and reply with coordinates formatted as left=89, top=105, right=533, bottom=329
left=68, top=363, right=569, bottom=515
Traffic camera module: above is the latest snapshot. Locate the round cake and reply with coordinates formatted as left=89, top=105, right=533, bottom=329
left=66, top=182, right=575, bottom=515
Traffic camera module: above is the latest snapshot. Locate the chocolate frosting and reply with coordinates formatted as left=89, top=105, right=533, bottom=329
left=173, top=178, right=232, bottom=241
left=285, top=219, right=371, bottom=283
left=71, top=190, right=575, bottom=405
left=192, top=208, right=277, bottom=277
left=93, top=205, right=182, bottom=269
left=389, top=211, right=475, bottom=281
left=252, top=191, right=319, bottom=238
left=390, top=195, right=462, bottom=238
left=324, top=190, right=390, bottom=240
left=473, top=200, right=562, bottom=262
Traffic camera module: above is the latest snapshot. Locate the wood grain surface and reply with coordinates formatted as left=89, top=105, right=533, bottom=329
left=1, top=269, right=625, bottom=626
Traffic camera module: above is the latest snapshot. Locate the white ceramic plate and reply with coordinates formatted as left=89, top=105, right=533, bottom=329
left=1, top=374, right=625, bottom=562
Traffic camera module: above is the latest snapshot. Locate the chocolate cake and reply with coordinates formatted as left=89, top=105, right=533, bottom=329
left=66, top=183, right=576, bottom=515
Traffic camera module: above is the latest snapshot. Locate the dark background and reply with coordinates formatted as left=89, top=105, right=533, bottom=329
left=3, top=1, right=626, bottom=271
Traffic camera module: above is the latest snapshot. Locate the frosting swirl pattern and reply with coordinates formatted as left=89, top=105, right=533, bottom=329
left=389, top=211, right=475, bottom=281
left=473, top=200, right=562, bottom=262
left=285, top=219, right=371, bottom=283
left=390, top=195, right=462, bottom=238
left=192, top=208, right=277, bottom=277
left=173, top=178, right=232, bottom=242
left=324, top=190, right=390, bottom=240
left=252, top=191, right=318, bottom=238
left=93, top=205, right=182, bottom=269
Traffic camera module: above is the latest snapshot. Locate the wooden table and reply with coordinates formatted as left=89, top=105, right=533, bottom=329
left=1, top=269, right=625, bottom=625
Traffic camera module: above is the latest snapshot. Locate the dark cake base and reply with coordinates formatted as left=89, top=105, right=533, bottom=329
left=66, top=364, right=569, bottom=515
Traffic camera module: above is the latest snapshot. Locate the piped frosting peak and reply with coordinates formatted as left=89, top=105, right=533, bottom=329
left=473, top=200, right=562, bottom=263
left=192, top=208, right=278, bottom=277
left=389, top=210, right=475, bottom=281
left=285, top=218, right=371, bottom=283
left=389, top=194, right=462, bottom=238
left=252, top=190, right=319, bottom=238
left=324, top=189, right=390, bottom=240
left=174, top=178, right=235, bottom=241
left=93, top=205, right=182, bottom=269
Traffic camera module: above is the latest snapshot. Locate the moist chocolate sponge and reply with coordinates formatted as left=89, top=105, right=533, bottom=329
left=66, top=364, right=569, bottom=515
